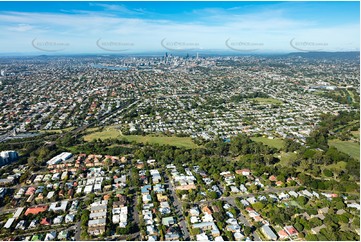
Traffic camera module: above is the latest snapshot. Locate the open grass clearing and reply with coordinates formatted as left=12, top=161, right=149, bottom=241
left=123, top=135, right=199, bottom=149
left=83, top=126, right=199, bottom=149
left=328, top=139, right=360, bottom=160
left=251, top=136, right=285, bottom=150
left=251, top=97, right=283, bottom=105
left=277, top=152, right=298, bottom=167
left=83, top=126, right=121, bottom=141
left=324, top=161, right=347, bottom=172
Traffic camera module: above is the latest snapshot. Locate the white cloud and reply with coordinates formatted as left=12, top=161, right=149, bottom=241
left=88, top=3, right=151, bottom=15
left=7, top=23, right=33, bottom=32
left=0, top=8, right=358, bottom=53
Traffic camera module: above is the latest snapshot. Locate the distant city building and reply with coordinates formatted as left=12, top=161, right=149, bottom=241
left=0, top=150, right=19, bottom=167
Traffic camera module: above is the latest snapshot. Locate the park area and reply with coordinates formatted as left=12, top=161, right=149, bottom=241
left=83, top=126, right=199, bottom=149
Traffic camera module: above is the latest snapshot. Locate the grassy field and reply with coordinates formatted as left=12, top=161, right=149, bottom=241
left=252, top=97, right=283, bottom=105
left=83, top=127, right=121, bottom=141
left=325, top=161, right=347, bottom=172
left=83, top=127, right=199, bottom=149
left=277, top=152, right=298, bottom=166
left=251, top=136, right=285, bottom=149
left=123, top=135, right=199, bottom=149
left=328, top=139, right=360, bottom=160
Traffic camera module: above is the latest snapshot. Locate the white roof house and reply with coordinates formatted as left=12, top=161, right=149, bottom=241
left=196, top=233, right=209, bottom=241
left=301, top=190, right=313, bottom=198
left=190, top=216, right=200, bottom=224
left=4, top=218, right=15, bottom=229
left=13, top=207, right=25, bottom=218
left=189, top=207, right=200, bottom=216
left=49, top=201, right=68, bottom=212
left=234, top=232, right=245, bottom=241
left=288, top=191, right=298, bottom=198
left=44, top=231, right=57, bottom=241
left=84, top=185, right=93, bottom=194
left=65, top=214, right=75, bottom=223
left=53, top=215, right=63, bottom=224
left=347, top=203, right=360, bottom=210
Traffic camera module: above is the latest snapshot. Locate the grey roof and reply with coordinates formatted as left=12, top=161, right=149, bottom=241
left=89, top=211, right=107, bottom=219
left=90, top=205, right=107, bottom=212
left=88, top=218, right=106, bottom=226
left=261, top=225, right=278, bottom=240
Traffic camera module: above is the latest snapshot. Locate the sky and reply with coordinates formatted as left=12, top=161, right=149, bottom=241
left=0, top=1, right=359, bottom=55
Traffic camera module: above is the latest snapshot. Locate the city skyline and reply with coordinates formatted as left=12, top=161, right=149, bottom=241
left=0, top=1, right=359, bottom=55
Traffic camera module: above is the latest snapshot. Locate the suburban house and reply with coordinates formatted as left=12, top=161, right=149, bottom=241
left=261, top=225, right=278, bottom=241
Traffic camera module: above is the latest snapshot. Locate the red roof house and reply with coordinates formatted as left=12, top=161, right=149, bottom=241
left=284, top=226, right=299, bottom=237
left=40, top=218, right=51, bottom=226
left=25, top=205, right=48, bottom=216
left=269, top=175, right=277, bottom=182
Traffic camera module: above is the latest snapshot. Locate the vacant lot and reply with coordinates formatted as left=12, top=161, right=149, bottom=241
left=83, top=127, right=199, bottom=149
left=328, top=139, right=360, bottom=160
left=251, top=136, right=285, bottom=150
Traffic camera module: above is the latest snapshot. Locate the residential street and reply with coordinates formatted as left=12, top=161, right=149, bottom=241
left=165, top=174, right=190, bottom=240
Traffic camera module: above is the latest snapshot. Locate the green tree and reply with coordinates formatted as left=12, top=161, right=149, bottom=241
left=337, top=214, right=349, bottom=224
left=323, top=169, right=333, bottom=177
left=244, top=226, right=252, bottom=236
left=294, top=222, right=304, bottom=232
left=252, top=202, right=265, bottom=211
left=305, top=234, right=318, bottom=241
left=207, top=191, right=218, bottom=199
left=297, top=196, right=308, bottom=206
